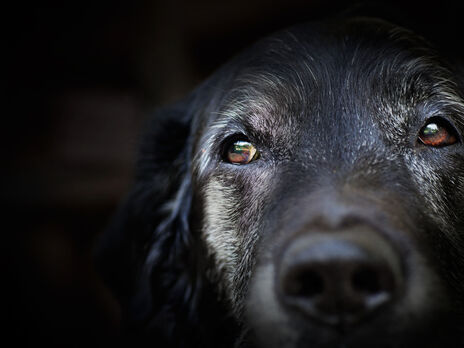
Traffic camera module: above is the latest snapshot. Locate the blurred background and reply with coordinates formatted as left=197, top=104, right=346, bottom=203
left=4, top=0, right=464, bottom=346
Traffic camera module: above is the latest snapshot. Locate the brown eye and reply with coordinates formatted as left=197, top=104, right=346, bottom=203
left=418, top=118, right=458, bottom=147
left=226, top=140, right=259, bottom=165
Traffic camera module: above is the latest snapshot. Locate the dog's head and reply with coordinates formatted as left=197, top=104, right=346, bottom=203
left=97, top=18, right=464, bottom=347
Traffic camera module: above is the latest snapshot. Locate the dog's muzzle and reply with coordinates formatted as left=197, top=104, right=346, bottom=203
left=277, top=225, right=403, bottom=329
left=246, top=188, right=453, bottom=348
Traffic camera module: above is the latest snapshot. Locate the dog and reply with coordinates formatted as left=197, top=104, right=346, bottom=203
left=96, top=17, right=464, bottom=347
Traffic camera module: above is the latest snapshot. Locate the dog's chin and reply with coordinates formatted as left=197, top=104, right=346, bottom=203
left=245, top=324, right=454, bottom=348
left=246, top=303, right=460, bottom=348
left=245, top=263, right=461, bottom=348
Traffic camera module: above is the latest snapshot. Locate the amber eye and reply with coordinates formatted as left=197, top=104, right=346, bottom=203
left=418, top=118, right=458, bottom=147
left=226, top=140, right=259, bottom=165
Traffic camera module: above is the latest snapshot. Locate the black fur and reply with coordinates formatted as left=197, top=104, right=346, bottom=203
left=97, top=17, right=464, bottom=347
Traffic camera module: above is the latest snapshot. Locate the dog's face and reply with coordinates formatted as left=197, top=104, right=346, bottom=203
left=189, top=18, right=464, bottom=347
left=98, top=18, right=464, bottom=348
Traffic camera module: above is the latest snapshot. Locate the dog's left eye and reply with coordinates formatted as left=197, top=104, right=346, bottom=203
left=226, top=140, right=259, bottom=165
left=418, top=118, right=459, bottom=147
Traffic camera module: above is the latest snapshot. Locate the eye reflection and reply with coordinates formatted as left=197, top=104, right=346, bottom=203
left=227, top=140, right=259, bottom=165
left=418, top=119, right=458, bottom=147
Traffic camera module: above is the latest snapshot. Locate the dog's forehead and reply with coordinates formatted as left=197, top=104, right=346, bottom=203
left=208, top=19, right=461, bottom=143
left=193, top=18, right=464, bottom=177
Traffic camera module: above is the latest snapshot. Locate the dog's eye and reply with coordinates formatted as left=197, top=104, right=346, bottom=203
left=226, top=140, right=259, bottom=165
left=418, top=118, right=459, bottom=147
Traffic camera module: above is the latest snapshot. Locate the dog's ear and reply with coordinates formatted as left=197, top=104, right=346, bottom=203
left=95, top=91, right=202, bottom=336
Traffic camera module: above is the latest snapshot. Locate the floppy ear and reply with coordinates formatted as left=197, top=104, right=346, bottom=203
left=95, top=92, right=202, bottom=341
left=96, top=60, right=243, bottom=345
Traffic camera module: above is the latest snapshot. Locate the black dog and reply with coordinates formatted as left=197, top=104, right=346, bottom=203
left=97, top=17, right=464, bottom=347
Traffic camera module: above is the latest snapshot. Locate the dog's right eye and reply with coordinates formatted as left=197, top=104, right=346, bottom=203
left=225, top=140, right=259, bottom=165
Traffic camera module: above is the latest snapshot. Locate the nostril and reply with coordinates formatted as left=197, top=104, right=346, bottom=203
left=350, top=264, right=395, bottom=311
left=284, top=268, right=324, bottom=298
left=351, top=266, right=382, bottom=295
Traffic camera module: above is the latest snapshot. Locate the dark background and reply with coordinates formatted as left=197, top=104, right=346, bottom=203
left=4, top=0, right=464, bottom=346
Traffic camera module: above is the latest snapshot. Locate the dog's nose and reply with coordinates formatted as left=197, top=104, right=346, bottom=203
left=278, top=232, right=402, bottom=327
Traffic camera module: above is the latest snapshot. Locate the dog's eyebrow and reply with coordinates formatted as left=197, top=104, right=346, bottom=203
left=209, top=97, right=274, bottom=137
left=210, top=101, right=252, bottom=133
left=210, top=70, right=311, bottom=138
